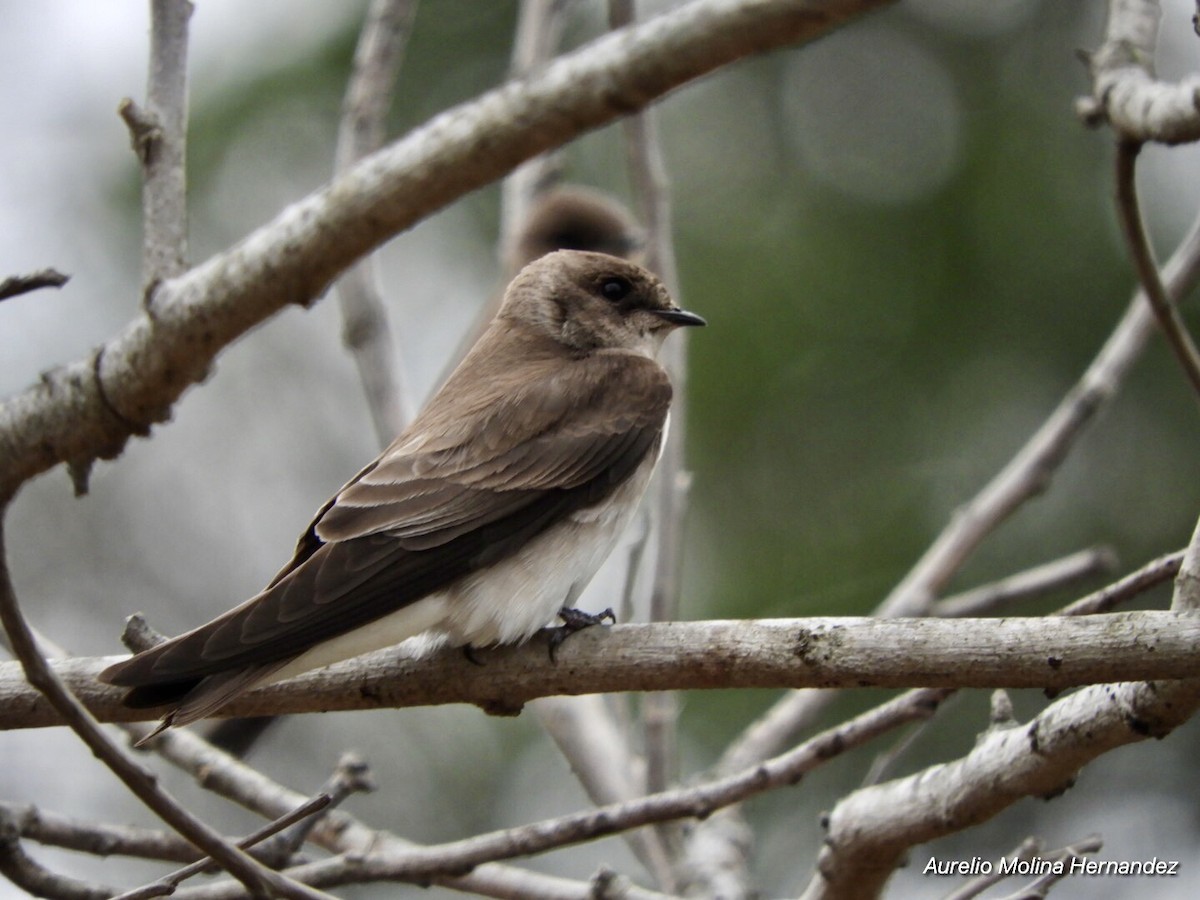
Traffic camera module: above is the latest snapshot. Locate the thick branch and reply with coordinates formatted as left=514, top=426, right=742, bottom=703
left=800, top=512, right=1200, bottom=899
left=802, top=673, right=1200, bottom=900
left=5, top=613, right=1200, bottom=729
left=0, top=0, right=891, bottom=501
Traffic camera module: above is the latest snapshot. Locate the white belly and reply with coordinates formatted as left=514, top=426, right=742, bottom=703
left=267, top=444, right=659, bottom=684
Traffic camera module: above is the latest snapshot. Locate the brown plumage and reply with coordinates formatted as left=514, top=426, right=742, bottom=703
left=100, top=250, right=704, bottom=735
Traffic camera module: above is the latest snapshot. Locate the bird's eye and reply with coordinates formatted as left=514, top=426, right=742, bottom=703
left=600, top=276, right=632, bottom=303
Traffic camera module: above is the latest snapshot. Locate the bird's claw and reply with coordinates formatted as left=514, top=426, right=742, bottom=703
left=548, top=606, right=616, bottom=662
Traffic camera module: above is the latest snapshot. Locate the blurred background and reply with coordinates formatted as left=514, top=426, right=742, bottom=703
left=3, top=0, right=1200, bottom=896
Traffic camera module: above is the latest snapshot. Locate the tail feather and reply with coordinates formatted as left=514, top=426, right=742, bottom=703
left=117, top=662, right=286, bottom=746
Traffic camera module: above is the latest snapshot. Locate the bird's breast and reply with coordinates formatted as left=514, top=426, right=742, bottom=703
left=440, top=433, right=663, bottom=647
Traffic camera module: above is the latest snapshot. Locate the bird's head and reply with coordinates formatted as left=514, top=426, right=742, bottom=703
left=501, top=250, right=705, bottom=358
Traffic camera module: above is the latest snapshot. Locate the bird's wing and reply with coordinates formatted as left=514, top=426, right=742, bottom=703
left=317, top=353, right=669, bottom=547
left=101, top=354, right=670, bottom=689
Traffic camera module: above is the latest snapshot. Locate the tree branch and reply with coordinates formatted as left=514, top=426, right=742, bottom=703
left=799, top=518, right=1200, bottom=899
left=131, top=0, right=192, bottom=289
left=0, top=801, right=202, bottom=864
left=168, top=688, right=945, bottom=895
left=0, top=803, right=115, bottom=899
left=4, top=612, right=1200, bottom=729
left=498, top=0, right=574, bottom=265
left=1113, top=139, right=1200, bottom=398
left=0, top=269, right=70, bottom=303
left=1077, top=0, right=1200, bottom=143
left=333, top=0, right=418, bottom=443
left=0, top=512, right=332, bottom=898
left=0, top=0, right=892, bottom=502
left=146, top=727, right=661, bottom=900
left=931, top=546, right=1117, bottom=617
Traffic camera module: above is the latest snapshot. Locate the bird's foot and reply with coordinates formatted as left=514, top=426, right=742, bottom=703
left=548, top=606, right=616, bottom=662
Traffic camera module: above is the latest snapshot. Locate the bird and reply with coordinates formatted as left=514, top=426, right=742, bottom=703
left=509, top=186, right=645, bottom=271
left=100, top=249, right=705, bottom=738
left=438, top=185, right=646, bottom=389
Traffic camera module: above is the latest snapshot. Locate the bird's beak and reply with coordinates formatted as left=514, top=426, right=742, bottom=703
left=652, top=307, right=707, bottom=328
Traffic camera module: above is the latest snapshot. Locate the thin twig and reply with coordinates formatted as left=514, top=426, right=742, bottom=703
left=1113, top=139, right=1200, bottom=399
left=803, top=519, right=1200, bottom=899
left=609, top=0, right=689, bottom=822
left=435, top=0, right=577, bottom=388
left=940, top=836, right=1041, bottom=900
left=111, top=795, right=332, bottom=900
left=932, top=546, right=1117, bottom=617
left=0, top=801, right=201, bottom=864
left=985, top=835, right=1104, bottom=900
left=1059, top=547, right=1182, bottom=615
left=499, top=0, right=574, bottom=266
left=171, top=689, right=950, bottom=894
left=334, top=0, right=418, bottom=443
left=0, top=269, right=70, bottom=303
left=148, top=726, right=659, bottom=900
left=266, top=754, right=373, bottom=860
left=203, top=0, right=421, bottom=762
left=135, top=0, right=192, bottom=290
left=0, top=511, right=332, bottom=900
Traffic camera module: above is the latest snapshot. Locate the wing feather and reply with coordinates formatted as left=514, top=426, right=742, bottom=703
left=101, top=352, right=670, bottom=689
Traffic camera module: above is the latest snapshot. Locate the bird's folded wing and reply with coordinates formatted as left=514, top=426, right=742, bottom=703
left=317, top=352, right=671, bottom=544
left=101, top=355, right=670, bottom=686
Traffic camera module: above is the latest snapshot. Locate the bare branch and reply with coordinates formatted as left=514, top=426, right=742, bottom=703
left=715, top=200, right=1200, bottom=782
left=264, top=754, right=374, bottom=862
left=800, top=521, right=1200, bottom=899
left=8, top=612, right=1200, bottom=729
left=803, top=677, right=1200, bottom=898
left=941, top=835, right=1103, bottom=900
left=0, top=512, right=332, bottom=899
left=0, top=269, right=70, bottom=303
left=531, top=695, right=672, bottom=878
left=1077, top=0, right=1200, bottom=143
left=498, top=0, right=575, bottom=267
left=168, top=689, right=944, bottom=895
left=609, top=0, right=689, bottom=816
left=1113, top=139, right=1200, bottom=398
left=0, top=801, right=200, bottom=864
left=147, top=727, right=654, bottom=900
left=0, top=0, right=893, bottom=501
left=932, top=546, right=1117, bottom=617
left=201, top=0, right=422, bottom=762
left=111, top=795, right=332, bottom=900
left=334, top=0, right=419, bottom=444
left=133, top=0, right=193, bottom=288
left=882, top=206, right=1200, bottom=618
left=716, top=546, right=1183, bottom=775
left=1059, top=548, right=1182, bottom=615
left=0, top=804, right=115, bottom=899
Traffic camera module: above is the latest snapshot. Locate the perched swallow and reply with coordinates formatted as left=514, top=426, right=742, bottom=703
left=101, top=249, right=704, bottom=735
